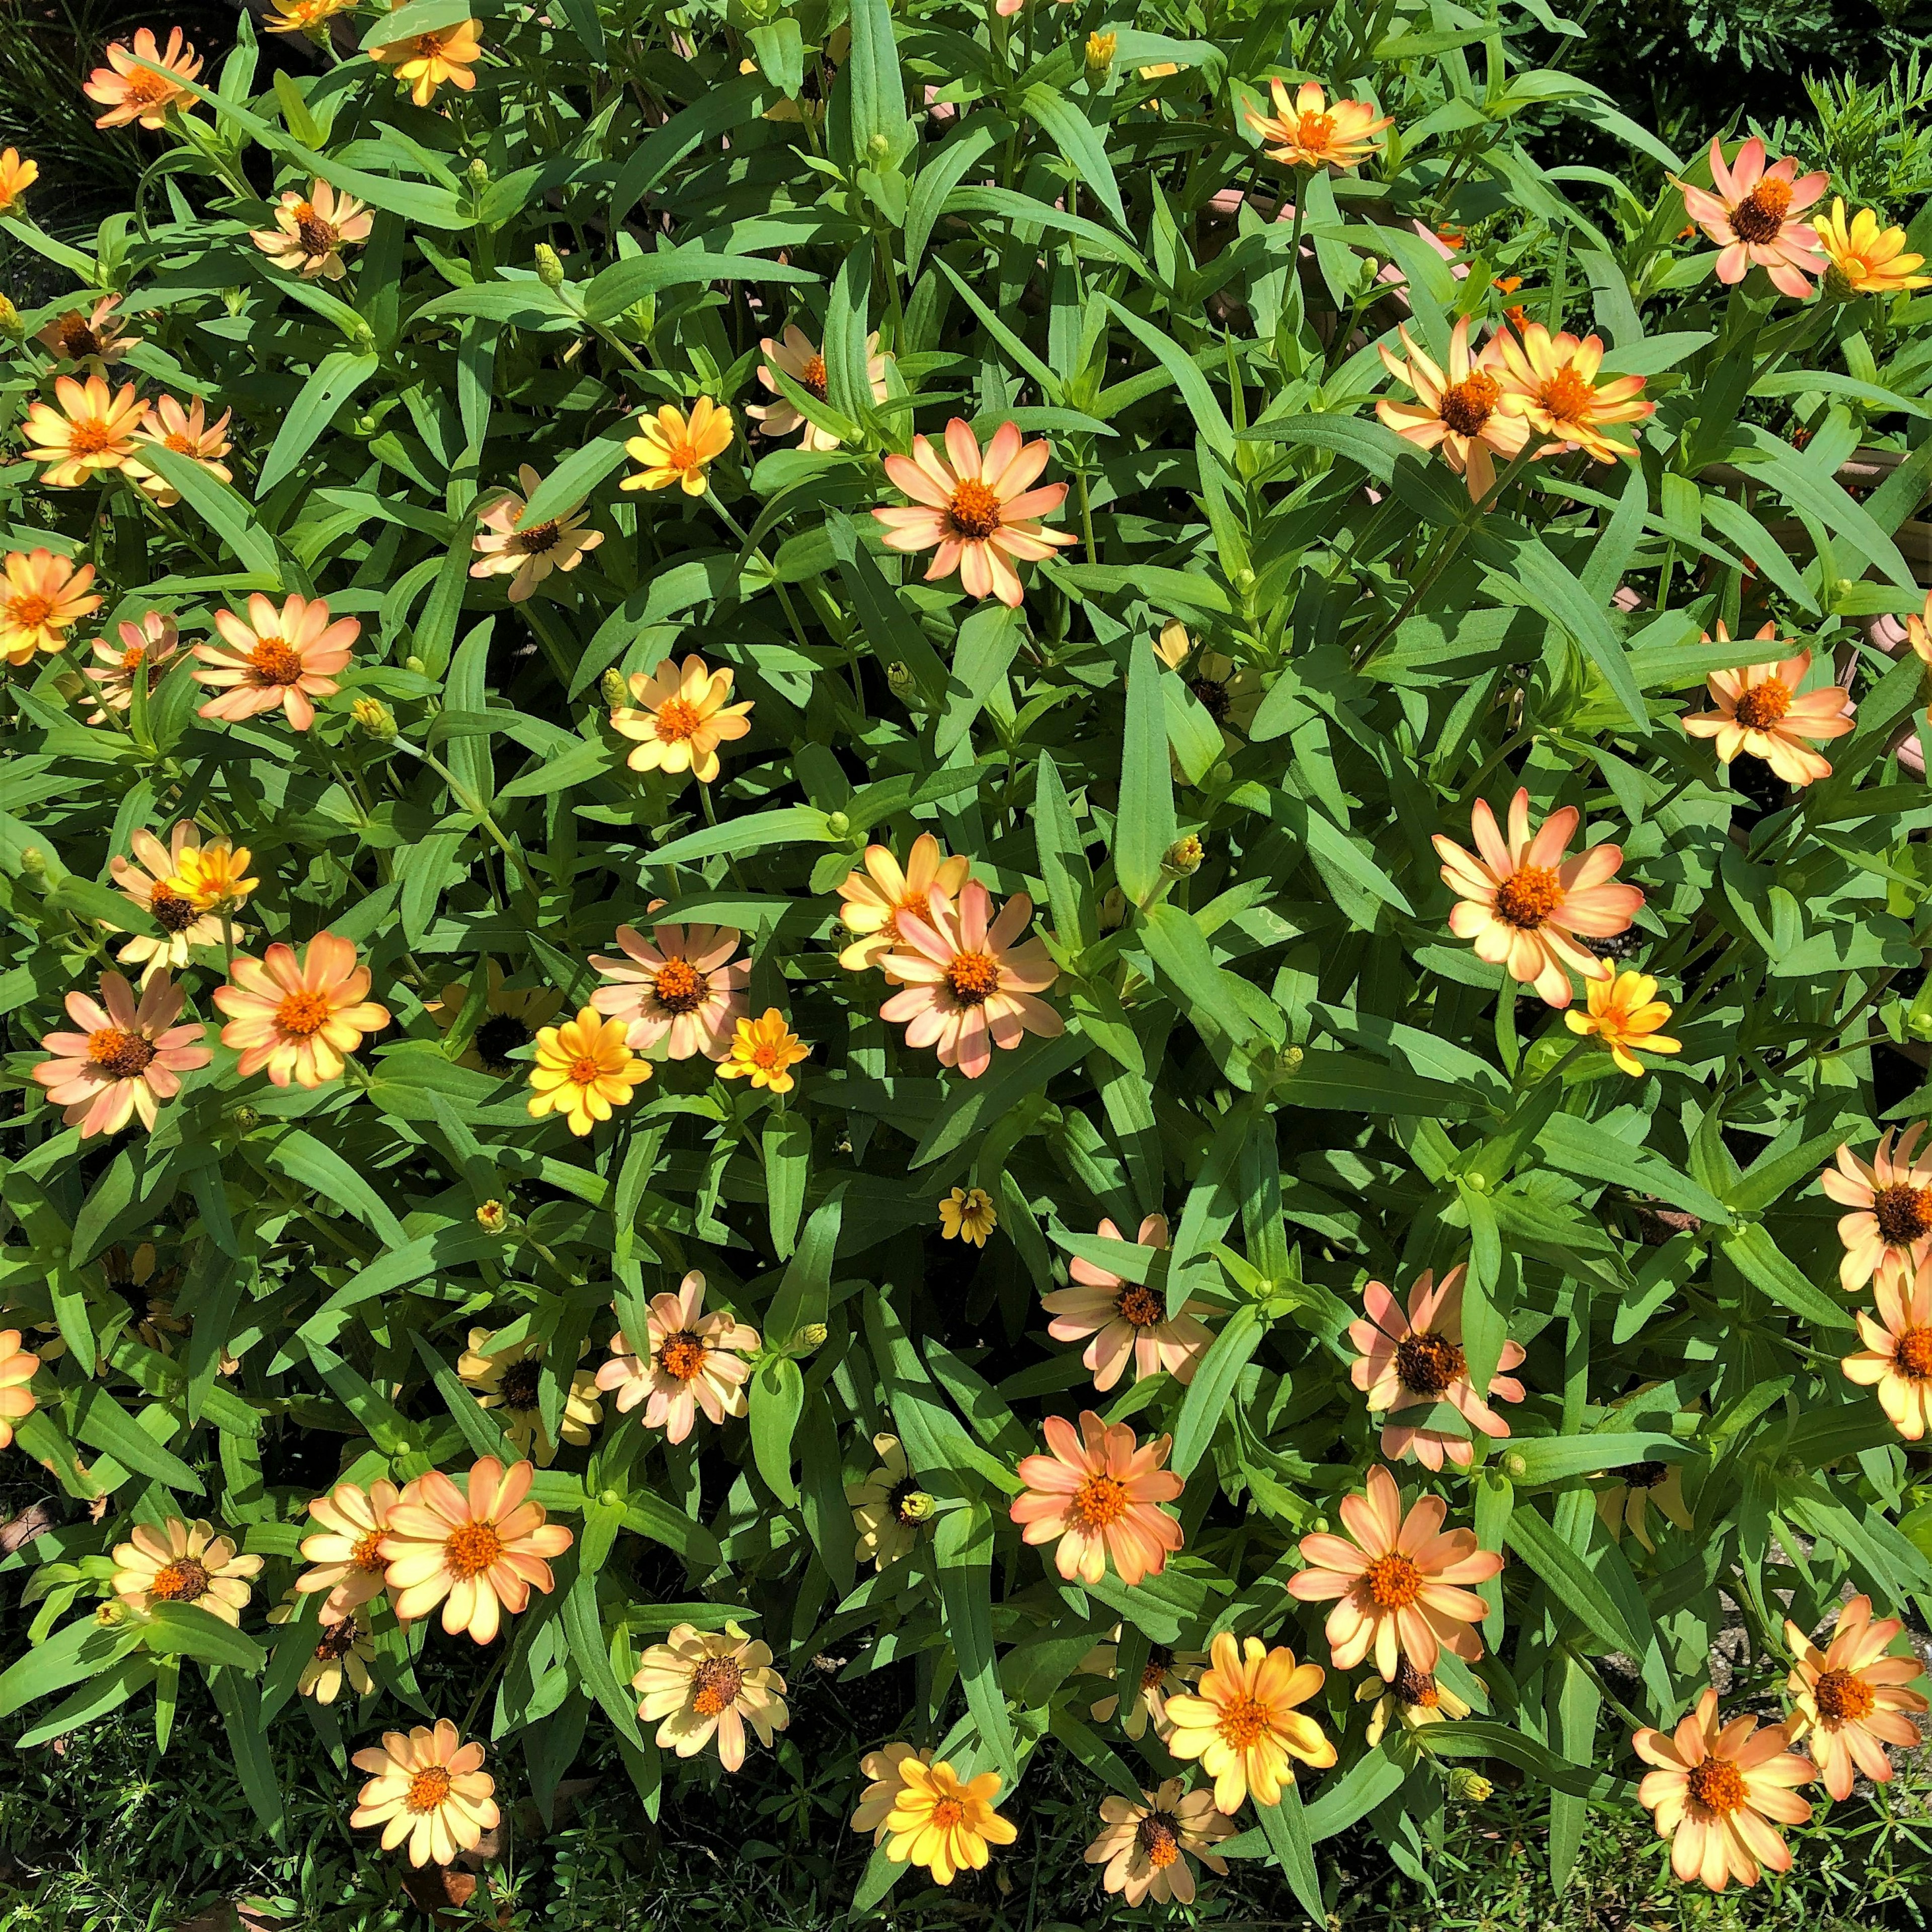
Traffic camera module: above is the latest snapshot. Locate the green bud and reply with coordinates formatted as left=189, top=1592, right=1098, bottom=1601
left=1501, top=1451, right=1527, bottom=1480
left=350, top=696, right=397, bottom=742
left=534, top=243, right=565, bottom=290
left=404, top=655, right=426, bottom=677
left=467, top=157, right=490, bottom=185
left=792, top=1323, right=829, bottom=1352
left=864, top=132, right=893, bottom=169
left=1447, top=1768, right=1492, bottom=1803
left=231, top=1104, right=260, bottom=1132
left=825, top=812, right=851, bottom=839
left=600, top=668, right=631, bottom=709
left=1464, top=1171, right=1491, bottom=1194
left=1910, top=1011, right=1932, bottom=1040
left=884, top=661, right=915, bottom=695
left=897, top=1489, right=936, bottom=1523
left=18, top=846, right=45, bottom=876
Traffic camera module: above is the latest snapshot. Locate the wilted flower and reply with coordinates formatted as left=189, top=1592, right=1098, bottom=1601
left=1010, top=1409, right=1183, bottom=1586
left=938, top=1185, right=997, bottom=1246
left=1676, top=137, right=1826, bottom=299
left=85, top=28, right=203, bottom=130
left=37, top=295, right=140, bottom=371
left=1565, top=971, right=1683, bottom=1076
left=428, top=962, right=562, bottom=1076
left=350, top=1721, right=498, bottom=1869
left=214, top=934, right=389, bottom=1089
left=1245, top=79, right=1391, bottom=170
left=621, top=397, right=733, bottom=494
left=1162, top=1634, right=1336, bottom=1812
left=632, top=1624, right=788, bottom=1770
left=1681, top=628, right=1853, bottom=786
left=34, top=971, right=210, bottom=1137
left=595, top=1271, right=759, bottom=1444
left=111, top=1515, right=261, bottom=1624
left=608, top=655, right=753, bottom=784
left=1042, top=1214, right=1214, bottom=1391
left=250, top=180, right=373, bottom=281
left=268, top=1595, right=376, bottom=1704
left=1783, top=1593, right=1928, bottom=1801
left=192, top=593, right=359, bottom=732
left=469, top=464, right=604, bottom=601
left=1594, top=1457, right=1695, bottom=1552
left=0, top=548, right=100, bottom=666
left=1084, top=1779, right=1236, bottom=1906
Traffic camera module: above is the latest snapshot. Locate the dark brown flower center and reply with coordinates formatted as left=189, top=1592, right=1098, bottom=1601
left=945, top=950, right=1000, bottom=1005
left=474, top=1012, right=532, bottom=1071
left=313, top=1619, right=359, bottom=1662
left=1686, top=1756, right=1747, bottom=1815
left=800, top=354, right=829, bottom=398
left=887, top=1475, right=925, bottom=1525
left=1140, top=1645, right=1174, bottom=1693
left=1731, top=678, right=1791, bottom=730
left=1116, top=1283, right=1165, bottom=1329
left=1625, top=1460, right=1668, bottom=1489
left=1392, top=1656, right=1440, bottom=1707
left=88, top=1026, right=155, bottom=1077
left=56, top=318, right=103, bottom=359
left=150, top=881, right=199, bottom=932
left=293, top=207, right=337, bottom=257
left=652, top=958, right=708, bottom=1014
left=946, top=478, right=1005, bottom=541
left=1393, top=1329, right=1464, bottom=1395
left=691, top=1655, right=745, bottom=1717
left=1730, top=178, right=1793, bottom=246
left=1493, top=864, right=1563, bottom=930
left=1136, top=1812, right=1182, bottom=1867
left=1814, top=1667, right=1877, bottom=1722
left=512, top=519, right=563, bottom=555
left=1438, top=369, right=1500, bottom=437
left=1874, top=1182, right=1932, bottom=1245
left=498, top=1357, right=542, bottom=1411
left=1188, top=675, right=1232, bottom=722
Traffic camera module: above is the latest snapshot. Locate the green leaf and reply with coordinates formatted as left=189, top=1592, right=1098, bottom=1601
left=73, top=1386, right=202, bottom=1493
left=210, top=1665, right=286, bottom=1841
left=1115, top=634, right=1177, bottom=905
left=1021, top=85, right=1127, bottom=228
left=749, top=1355, right=805, bottom=1506
left=1254, top=1778, right=1326, bottom=1923
left=581, top=250, right=819, bottom=327
left=933, top=1502, right=1019, bottom=1783
left=1721, top=1223, right=1854, bottom=1332
left=1101, top=296, right=1234, bottom=459
left=1503, top=1504, right=1648, bottom=1656
left=136, top=447, right=281, bottom=580
left=1170, top=1303, right=1262, bottom=1478
left=258, top=351, right=380, bottom=492
left=141, top=1602, right=267, bottom=1672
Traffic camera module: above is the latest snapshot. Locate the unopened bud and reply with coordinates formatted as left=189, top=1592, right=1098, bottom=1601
left=1273, top=1044, right=1304, bottom=1081
left=1501, top=1451, right=1528, bottom=1480
left=1097, top=886, right=1128, bottom=932
left=467, top=157, right=490, bottom=185
left=601, top=668, right=630, bottom=710
left=1911, top=1010, right=1932, bottom=1040
left=231, top=1104, right=260, bottom=1131
left=1464, top=1171, right=1490, bottom=1194
left=1447, top=1768, right=1492, bottom=1803
left=350, top=696, right=396, bottom=742
left=95, top=1599, right=128, bottom=1627
left=792, top=1323, right=829, bottom=1351
left=476, top=1199, right=508, bottom=1234
left=884, top=662, right=915, bottom=696
left=18, top=846, right=45, bottom=876
left=864, top=132, right=893, bottom=169
left=1162, top=834, right=1203, bottom=877
left=534, top=243, right=565, bottom=290
left=1084, top=30, right=1116, bottom=79
left=898, top=1489, right=936, bottom=1523
left=404, top=655, right=426, bottom=677
left=0, top=295, right=21, bottom=340
left=825, top=812, right=851, bottom=839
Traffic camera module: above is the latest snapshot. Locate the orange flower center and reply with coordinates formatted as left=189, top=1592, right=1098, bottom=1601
left=654, top=696, right=703, bottom=743
left=120, top=643, right=147, bottom=671
left=275, top=990, right=333, bottom=1038
left=1117, top=1284, right=1165, bottom=1329
left=150, top=882, right=199, bottom=933
left=945, top=950, right=1001, bottom=1006
left=66, top=419, right=115, bottom=456
left=1731, top=678, right=1791, bottom=730
left=249, top=637, right=304, bottom=688
left=1730, top=178, right=1793, bottom=246
left=294, top=208, right=338, bottom=256
left=88, top=1026, right=156, bottom=1078
left=946, top=478, right=1005, bottom=542
left=1537, top=365, right=1596, bottom=425
left=444, top=1519, right=503, bottom=1579
left=1069, top=1472, right=1132, bottom=1532
left=1393, top=1329, right=1465, bottom=1395
left=1895, top=1325, right=1932, bottom=1381
left=1812, top=1666, right=1877, bottom=1723
left=313, top=1619, right=359, bottom=1662
left=56, top=318, right=104, bottom=359
left=690, top=1654, right=746, bottom=1717
left=567, top=1054, right=602, bottom=1086
left=1136, top=1812, right=1182, bottom=1867
left=351, top=1529, right=387, bottom=1573
left=658, top=1330, right=708, bottom=1382
left=929, top=1796, right=967, bottom=1830
left=1392, top=1657, right=1440, bottom=1707
left=1493, top=863, right=1563, bottom=930
left=1140, top=1647, right=1173, bottom=1693
left=651, top=958, right=708, bottom=1014
left=405, top=1764, right=453, bottom=1812
left=1295, top=110, right=1337, bottom=151
left=1685, top=1756, right=1748, bottom=1815
left=163, top=431, right=195, bottom=454
left=148, top=1557, right=210, bottom=1602
left=7, top=593, right=54, bottom=630
left=750, top=1038, right=786, bottom=1071
left=800, top=354, right=829, bottom=398
left=1438, top=369, right=1499, bottom=437
left=1215, top=1692, right=1272, bottom=1749
left=1364, top=1551, right=1424, bottom=1610
left=121, top=68, right=177, bottom=108
left=411, top=30, right=456, bottom=57
left=1873, top=1182, right=1932, bottom=1246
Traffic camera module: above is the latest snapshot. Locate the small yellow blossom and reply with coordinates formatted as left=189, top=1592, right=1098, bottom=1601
left=938, top=1185, right=997, bottom=1246
left=718, top=1008, right=810, bottom=1094
left=1564, top=971, right=1683, bottom=1077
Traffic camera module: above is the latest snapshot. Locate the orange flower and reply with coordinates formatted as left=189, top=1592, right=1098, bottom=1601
left=834, top=833, right=972, bottom=977
left=525, top=1008, right=653, bottom=1135
left=469, top=464, right=603, bottom=602
left=250, top=180, right=373, bottom=281
left=1842, top=1255, right=1932, bottom=1440
left=0, top=149, right=39, bottom=215
left=1814, top=200, right=1929, bottom=296
left=378, top=1457, right=572, bottom=1643
left=264, top=0, right=357, bottom=31
left=37, top=295, right=141, bottom=371
left=1681, top=627, right=1852, bottom=787
left=371, top=20, right=482, bottom=107
left=877, top=1757, right=1017, bottom=1884
left=1245, top=79, right=1391, bottom=171
left=82, top=612, right=179, bottom=721
left=191, top=592, right=359, bottom=732
left=33, top=971, right=210, bottom=1138
left=1286, top=1464, right=1502, bottom=1678
left=19, top=375, right=150, bottom=487
left=594, top=1271, right=759, bottom=1444
left=0, top=548, right=100, bottom=666
left=1041, top=1214, right=1215, bottom=1391
left=1378, top=318, right=1531, bottom=501
left=350, top=1720, right=498, bottom=1868
left=1822, top=1126, right=1932, bottom=1293
left=621, top=396, right=734, bottom=494
left=1083, top=1779, right=1237, bottom=1906
left=1009, top=1409, right=1184, bottom=1587
left=297, top=1478, right=406, bottom=1619
left=1676, top=137, right=1826, bottom=299
left=212, top=932, right=391, bottom=1088
left=1563, top=970, right=1682, bottom=1077
left=1784, top=1593, right=1928, bottom=1802
left=85, top=28, right=203, bottom=130
left=1633, top=1688, right=1812, bottom=1890
left=1433, top=787, right=1642, bottom=1008
left=608, top=654, right=753, bottom=785
left=1492, top=323, right=1653, bottom=463
left=872, top=418, right=1076, bottom=607
left=111, top=1515, right=262, bottom=1624
left=0, top=1331, right=42, bottom=1450
left=1162, top=1634, right=1336, bottom=1813
left=126, top=394, right=234, bottom=505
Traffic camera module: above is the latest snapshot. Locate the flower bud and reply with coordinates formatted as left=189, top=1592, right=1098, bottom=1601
left=231, top=1104, right=260, bottom=1131
left=884, top=661, right=915, bottom=697
left=897, top=1489, right=936, bottom=1523
left=18, top=846, right=45, bottom=876
left=1162, top=834, right=1204, bottom=877
left=467, top=157, right=490, bottom=185
left=534, top=243, right=565, bottom=290
left=825, top=812, right=851, bottom=839
left=600, top=668, right=630, bottom=709
left=350, top=696, right=397, bottom=742
left=404, top=655, right=426, bottom=677
left=1084, top=30, right=1116, bottom=80
left=865, top=132, right=893, bottom=169
left=1447, top=1768, right=1492, bottom=1803
left=0, top=295, right=21, bottom=340
left=476, top=1199, right=508, bottom=1234
left=95, top=1599, right=129, bottom=1627
left=792, top=1323, right=829, bottom=1352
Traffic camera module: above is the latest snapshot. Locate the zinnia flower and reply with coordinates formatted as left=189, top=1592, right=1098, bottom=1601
left=192, top=592, right=358, bottom=731
left=846, top=1435, right=933, bottom=1568
left=1633, top=1688, right=1813, bottom=1891
left=85, top=28, right=203, bottom=130
left=1493, top=323, right=1654, bottom=463
left=1162, top=1634, right=1337, bottom=1813
left=379, top=1456, right=572, bottom=1643
left=1152, top=620, right=1262, bottom=738
left=526, top=1007, right=654, bottom=1134
left=1043, top=1214, right=1215, bottom=1391
left=1084, top=1779, right=1237, bottom=1906
left=1348, top=1264, right=1524, bottom=1470
left=1244, top=79, right=1391, bottom=170
left=1378, top=318, right=1531, bottom=501
left=1009, top=1410, right=1184, bottom=1587
left=0, top=548, right=100, bottom=666
left=34, top=971, right=210, bottom=1138
left=834, top=833, right=971, bottom=977
left=1433, top=787, right=1642, bottom=1009
left=428, top=961, right=562, bottom=1075
left=589, top=915, right=748, bottom=1059
left=871, top=418, right=1076, bottom=608
left=0, top=150, right=38, bottom=215
left=595, top=1271, right=759, bottom=1444
left=214, top=933, right=389, bottom=1089
left=268, top=1596, right=376, bottom=1703
left=106, top=822, right=236, bottom=984
left=877, top=1757, right=1017, bottom=1884
left=1821, top=1126, right=1932, bottom=1293
left=457, top=1330, right=602, bottom=1467
left=469, top=464, right=604, bottom=601
left=350, top=1720, right=498, bottom=1869
left=1594, top=1459, right=1695, bottom=1551
left=850, top=1743, right=933, bottom=1842
left=250, top=180, right=373, bottom=281
left=264, top=0, right=357, bottom=32
left=170, top=833, right=257, bottom=915
left=0, top=1332, right=41, bottom=1450
left=1565, top=970, right=1682, bottom=1076
left=718, top=1009, right=809, bottom=1093
left=371, top=21, right=482, bottom=106
left=621, top=396, right=733, bottom=494
left=82, top=612, right=180, bottom=721
left=608, top=655, right=753, bottom=784
left=19, top=375, right=150, bottom=487
left=1814, top=199, right=1929, bottom=296
left=750, top=324, right=888, bottom=449
left=1681, top=628, right=1853, bottom=786
left=878, top=880, right=1062, bottom=1079
left=1356, top=1657, right=1472, bottom=1746
left=297, top=1478, right=406, bottom=1618
left=37, top=296, right=140, bottom=372
left=1286, top=1464, right=1503, bottom=1677
left=1676, top=137, right=1826, bottom=299
left=1782, top=1594, right=1928, bottom=1801
left=1078, top=1631, right=1208, bottom=1740
left=938, top=1185, right=997, bottom=1246
left=1842, top=1255, right=1932, bottom=1441
left=126, top=395, right=234, bottom=506
left=111, top=1515, right=262, bottom=1624
left=631, top=1624, right=788, bottom=1770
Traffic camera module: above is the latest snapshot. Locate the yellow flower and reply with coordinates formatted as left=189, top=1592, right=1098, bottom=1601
left=718, top=1008, right=810, bottom=1094
left=845, top=1434, right=933, bottom=1568
left=263, top=0, right=357, bottom=32
left=938, top=1185, right=996, bottom=1246
left=0, top=150, right=39, bottom=216
left=168, top=835, right=257, bottom=914
left=371, top=20, right=482, bottom=107
left=526, top=1007, right=653, bottom=1136
left=1162, top=1633, right=1336, bottom=1813
left=621, top=397, right=734, bottom=495
left=350, top=1720, right=498, bottom=1868
left=1565, top=971, right=1682, bottom=1077
left=608, top=654, right=753, bottom=785
left=1815, top=199, right=1929, bottom=297
left=878, top=1757, right=1018, bottom=1884
left=110, top=1516, right=263, bottom=1626
left=267, top=1593, right=376, bottom=1704
left=1245, top=79, right=1391, bottom=171
left=1355, top=1658, right=1471, bottom=1746
left=455, top=1329, right=602, bottom=1466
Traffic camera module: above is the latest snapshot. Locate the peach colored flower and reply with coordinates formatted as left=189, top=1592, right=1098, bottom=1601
left=1433, top=787, right=1642, bottom=1008
left=872, top=418, right=1076, bottom=607
left=750, top=324, right=888, bottom=450
left=82, top=612, right=179, bottom=721
left=1349, top=1264, right=1524, bottom=1470
left=632, top=1623, right=788, bottom=1770
left=608, top=654, right=753, bottom=784
left=268, top=1598, right=375, bottom=1704
left=525, top=1008, right=652, bottom=1135
left=1633, top=1688, right=1813, bottom=1890
left=1821, top=1126, right=1932, bottom=1293
left=192, top=592, right=358, bottom=732
left=718, top=1009, right=809, bottom=1093
left=85, top=28, right=203, bottom=130
left=379, top=1456, right=572, bottom=1643
left=250, top=180, right=373, bottom=281
left=212, top=932, right=390, bottom=1089
left=350, top=1720, right=498, bottom=1868
left=469, top=463, right=603, bottom=602
left=1676, top=137, right=1826, bottom=298
left=595, top=1271, right=759, bottom=1445
left=0, top=1331, right=41, bottom=1451
left=1356, top=1657, right=1472, bottom=1745
left=457, top=1331, right=601, bottom=1467
left=33, top=971, right=209, bottom=1138
left=1162, top=1634, right=1336, bottom=1813
left=1842, top=1255, right=1932, bottom=1441
left=1564, top=970, right=1682, bottom=1077
left=1286, top=1464, right=1502, bottom=1678
left=589, top=914, right=748, bottom=1059
left=0, top=149, right=38, bottom=215
left=621, top=396, right=733, bottom=494
left=1681, top=628, right=1852, bottom=786
left=1009, top=1409, right=1184, bottom=1587
left=878, top=879, right=1062, bottom=1079
left=19, top=375, right=149, bottom=487
left=1077, top=1632, right=1207, bottom=1740
left=126, top=394, right=234, bottom=506
left=1245, top=80, right=1391, bottom=171
left=878, top=1758, right=1017, bottom=1883
left=1378, top=318, right=1531, bottom=501
left=1042, top=1215, right=1214, bottom=1391
left=111, top=1515, right=261, bottom=1624
left=1084, top=1779, right=1237, bottom=1906
left=297, top=1479, right=406, bottom=1619
left=834, top=833, right=971, bottom=977
left=371, top=21, right=482, bottom=106
left=1815, top=199, right=1929, bottom=296
left=37, top=295, right=140, bottom=371
left=0, top=548, right=99, bottom=666
left=1783, top=1593, right=1928, bottom=1801
left=106, top=822, right=235, bottom=984
left=1492, top=323, right=1654, bottom=463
